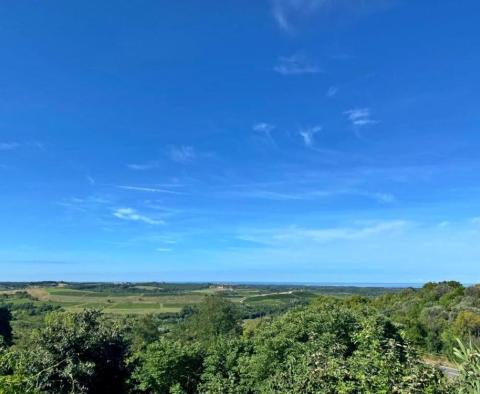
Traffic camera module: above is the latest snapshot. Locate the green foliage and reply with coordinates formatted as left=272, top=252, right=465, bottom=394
left=131, top=338, right=204, bottom=393
left=375, top=281, right=480, bottom=356
left=3, top=283, right=480, bottom=393
left=0, top=347, right=39, bottom=393
left=2, top=309, right=130, bottom=394
left=198, top=336, right=253, bottom=393
left=454, top=310, right=480, bottom=338
left=198, top=299, right=450, bottom=393
left=177, top=296, right=242, bottom=343
left=129, top=313, right=168, bottom=351
left=454, top=339, right=480, bottom=393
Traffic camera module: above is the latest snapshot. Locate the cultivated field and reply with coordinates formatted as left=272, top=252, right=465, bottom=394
left=0, top=281, right=400, bottom=315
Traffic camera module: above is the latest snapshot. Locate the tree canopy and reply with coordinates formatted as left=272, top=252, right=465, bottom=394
left=1, top=283, right=480, bottom=393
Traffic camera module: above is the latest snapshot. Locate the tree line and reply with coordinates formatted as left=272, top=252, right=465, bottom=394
left=0, top=282, right=479, bottom=393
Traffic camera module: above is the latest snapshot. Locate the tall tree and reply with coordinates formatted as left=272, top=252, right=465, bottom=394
left=179, top=295, right=242, bottom=343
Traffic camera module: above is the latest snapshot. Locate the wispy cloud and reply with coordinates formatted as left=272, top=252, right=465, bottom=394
left=271, top=1, right=291, bottom=32
left=286, top=221, right=409, bottom=242
left=129, top=233, right=179, bottom=245
left=228, top=187, right=395, bottom=204
left=0, top=141, right=46, bottom=151
left=367, top=192, right=395, bottom=203
left=169, top=145, right=196, bottom=163
left=113, top=208, right=164, bottom=225
left=28, top=141, right=46, bottom=150
left=238, top=220, right=410, bottom=245
left=299, top=126, right=322, bottom=147
left=58, top=195, right=111, bottom=212
left=344, top=108, right=377, bottom=127
left=326, top=86, right=338, bottom=97
left=0, top=260, right=76, bottom=266
left=114, top=233, right=180, bottom=250
left=86, top=176, right=95, bottom=185
left=253, top=122, right=275, bottom=134
left=253, top=122, right=276, bottom=146
left=271, top=0, right=391, bottom=33
left=116, top=185, right=184, bottom=194
left=0, top=142, right=20, bottom=151
left=127, top=161, right=159, bottom=171
left=156, top=247, right=173, bottom=252
left=471, top=217, right=480, bottom=225
left=231, top=190, right=306, bottom=201
left=271, top=0, right=325, bottom=32
left=274, top=54, right=321, bottom=75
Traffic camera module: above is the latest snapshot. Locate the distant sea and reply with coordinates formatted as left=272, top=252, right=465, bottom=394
left=208, top=281, right=424, bottom=288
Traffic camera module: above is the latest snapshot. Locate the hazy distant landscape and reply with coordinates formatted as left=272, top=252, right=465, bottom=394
left=0, top=281, right=401, bottom=313
left=0, top=281, right=399, bottom=338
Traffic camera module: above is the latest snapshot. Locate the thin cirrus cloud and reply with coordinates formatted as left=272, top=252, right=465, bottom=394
left=0, top=142, right=20, bottom=151
left=271, top=0, right=391, bottom=33
left=238, top=220, right=410, bottom=245
left=344, top=108, right=378, bottom=127
left=253, top=122, right=276, bottom=146
left=253, top=122, right=275, bottom=134
left=274, top=54, right=321, bottom=75
left=326, top=86, right=338, bottom=97
left=116, top=185, right=184, bottom=194
left=271, top=0, right=291, bottom=32
left=367, top=192, right=395, bottom=204
left=169, top=145, right=196, bottom=163
left=127, top=162, right=159, bottom=171
left=156, top=247, right=173, bottom=252
left=228, top=187, right=395, bottom=204
left=5, top=260, right=76, bottom=266
left=270, top=0, right=325, bottom=32
left=299, top=126, right=322, bottom=147
left=471, top=217, right=480, bottom=225
left=112, top=208, right=164, bottom=225
left=58, top=195, right=111, bottom=212
left=0, top=141, right=46, bottom=151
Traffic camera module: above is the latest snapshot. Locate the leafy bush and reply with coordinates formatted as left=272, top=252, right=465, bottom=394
left=133, top=297, right=451, bottom=393
left=454, top=339, right=480, bottom=393
left=375, top=282, right=480, bottom=355
left=131, top=338, right=204, bottom=393
left=1, top=309, right=130, bottom=394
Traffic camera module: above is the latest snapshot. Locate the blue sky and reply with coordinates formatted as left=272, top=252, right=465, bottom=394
left=1, top=0, right=480, bottom=283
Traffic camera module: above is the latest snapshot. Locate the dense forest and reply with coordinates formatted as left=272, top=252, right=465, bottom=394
left=0, top=281, right=479, bottom=393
